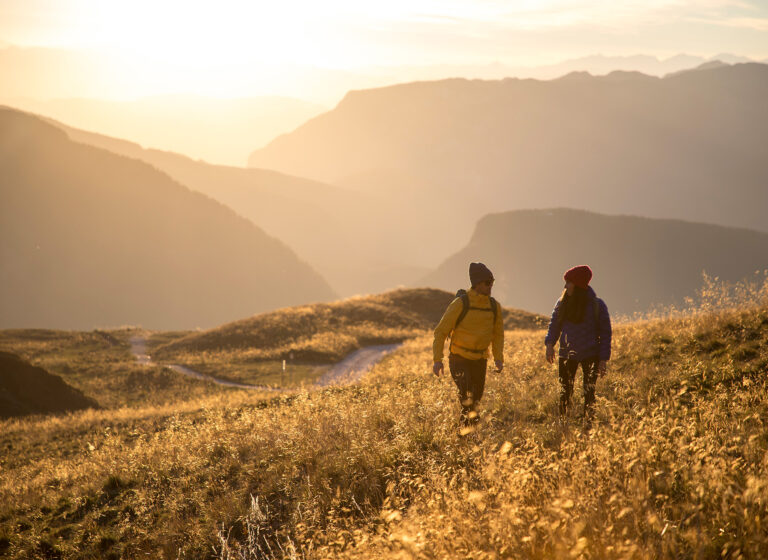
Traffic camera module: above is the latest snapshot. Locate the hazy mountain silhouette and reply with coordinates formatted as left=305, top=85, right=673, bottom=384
left=419, top=209, right=768, bottom=316
left=4, top=95, right=325, bottom=166
left=377, top=54, right=756, bottom=84
left=0, top=108, right=335, bottom=330
left=529, top=53, right=754, bottom=79
left=49, top=120, right=427, bottom=297
left=249, top=63, right=768, bottom=260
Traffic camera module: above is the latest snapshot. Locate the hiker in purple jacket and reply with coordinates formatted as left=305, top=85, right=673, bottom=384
left=544, top=265, right=612, bottom=424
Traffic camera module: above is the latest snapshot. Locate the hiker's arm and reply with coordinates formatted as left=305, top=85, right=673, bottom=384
left=432, top=298, right=463, bottom=363
left=544, top=301, right=562, bottom=364
left=598, top=300, right=612, bottom=362
left=491, top=300, right=504, bottom=369
left=544, top=301, right=562, bottom=347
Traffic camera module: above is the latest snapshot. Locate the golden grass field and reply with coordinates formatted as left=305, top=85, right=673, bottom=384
left=0, top=282, right=766, bottom=559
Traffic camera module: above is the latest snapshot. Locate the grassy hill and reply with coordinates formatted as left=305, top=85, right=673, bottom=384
left=1, top=280, right=765, bottom=558
left=0, top=328, right=256, bottom=409
left=0, top=107, right=335, bottom=330
left=0, top=351, right=99, bottom=418
left=248, top=63, right=768, bottom=262
left=419, top=208, right=768, bottom=316
left=152, top=288, right=547, bottom=366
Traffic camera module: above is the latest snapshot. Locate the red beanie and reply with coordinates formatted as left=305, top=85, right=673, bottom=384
left=564, top=265, right=592, bottom=289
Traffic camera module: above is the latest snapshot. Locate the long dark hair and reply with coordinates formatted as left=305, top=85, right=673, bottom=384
left=559, top=286, right=589, bottom=323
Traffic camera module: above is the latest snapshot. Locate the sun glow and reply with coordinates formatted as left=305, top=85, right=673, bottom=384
left=47, top=0, right=405, bottom=97
left=2, top=0, right=766, bottom=99
left=88, top=2, right=320, bottom=65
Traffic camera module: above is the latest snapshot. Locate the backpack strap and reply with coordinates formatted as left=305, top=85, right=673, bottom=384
left=454, top=292, right=499, bottom=330
left=453, top=291, right=470, bottom=330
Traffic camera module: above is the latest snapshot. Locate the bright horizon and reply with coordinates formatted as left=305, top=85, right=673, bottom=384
left=2, top=0, right=767, bottom=102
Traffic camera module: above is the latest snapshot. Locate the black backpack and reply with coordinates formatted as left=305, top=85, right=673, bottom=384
left=453, top=289, right=499, bottom=330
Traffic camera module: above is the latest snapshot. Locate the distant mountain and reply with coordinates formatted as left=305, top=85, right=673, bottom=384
left=53, top=120, right=424, bottom=297
left=4, top=95, right=325, bottom=166
left=0, top=107, right=335, bottom=330
left=249, top=63, right=768, bottom=262
left=330, top=54, right=757, bottom=92
left=419, top=209, right=768, bottom=316
left=528, top=53, right=754, bottom=80
left=0, top=351, right=99, bottom=418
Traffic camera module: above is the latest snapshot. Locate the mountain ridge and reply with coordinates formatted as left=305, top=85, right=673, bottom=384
left=0, top=107, right=336, bottom=330
left=419, top=208, right=768, bottom=316
left=3, top=95, right=326, bottom=166
left=44, top=115, right=412, bottom=296
left=248, top=63, right=768, bottom=263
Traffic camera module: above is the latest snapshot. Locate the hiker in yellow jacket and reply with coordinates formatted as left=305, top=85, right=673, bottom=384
left=433, top=262, right=504, bottom=426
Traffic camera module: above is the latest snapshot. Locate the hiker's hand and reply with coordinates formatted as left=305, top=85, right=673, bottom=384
left=433, top=361, right=444, bottom=377
left=598, top=360, right=608, bottom=377
left=494, top=360, right=503, bottom=373
left=545, top=344, right=556, bottom=364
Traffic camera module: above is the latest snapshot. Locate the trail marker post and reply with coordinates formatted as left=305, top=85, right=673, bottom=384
left=282, top=359, right=286, bottom=386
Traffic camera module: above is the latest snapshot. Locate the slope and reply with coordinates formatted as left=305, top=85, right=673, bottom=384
left=0, top=351, right=99, bottom=418
left=0, top=107, right=335, bottom=330
left=5, top=95, right=325, bottom=166
left=419, top=208, right=768, bottom=316
left=152, top=287, right=547, bottom=364
left=53, top=120, right=418, bottom=297
left=1, top=283, right=765, bottom=558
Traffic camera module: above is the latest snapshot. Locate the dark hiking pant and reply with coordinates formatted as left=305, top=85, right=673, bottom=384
left=449, top=353, right=487, bottom=426
left=558, top=356, right=599, bottom=419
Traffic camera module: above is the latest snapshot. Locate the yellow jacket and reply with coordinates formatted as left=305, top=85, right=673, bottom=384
left=433, top=288, right=504, bottom=362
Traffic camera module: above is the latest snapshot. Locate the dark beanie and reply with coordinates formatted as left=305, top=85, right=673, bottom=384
left=564, top=265, right=592, bottom=289
left=469, top=262, right=494, bottom=286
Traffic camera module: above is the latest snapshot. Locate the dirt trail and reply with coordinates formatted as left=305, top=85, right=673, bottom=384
left=129, top=336, right=400, bottom=391
left=316, top=344, right=400, bottom=387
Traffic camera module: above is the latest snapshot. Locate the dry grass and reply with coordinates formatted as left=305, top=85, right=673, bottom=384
left=0, top=328, right=235, bottom=409
left=1, top=280, right=766, bottom=559
left=331, top=307, right=768, bottom=560
left=152, top=288, right=546, bottom=365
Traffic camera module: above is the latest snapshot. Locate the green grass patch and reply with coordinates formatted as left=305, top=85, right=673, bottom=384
left=184, top=359, right=328, bottom=387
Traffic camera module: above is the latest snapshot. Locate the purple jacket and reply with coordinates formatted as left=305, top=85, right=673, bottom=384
left=545, top=287, right=612, bottom=362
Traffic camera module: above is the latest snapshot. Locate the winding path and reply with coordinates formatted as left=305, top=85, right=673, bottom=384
left=129, top=336, right=400, bottom=391
left=316, top=344, right=399, bottom=387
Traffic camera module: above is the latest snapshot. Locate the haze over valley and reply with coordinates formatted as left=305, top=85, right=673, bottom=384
left=5, top=94, right=325, bottom=166
left=4, top=61, right=766, bottom=322
left=250, top=63, right=768, bottom=242
left=0, top=108, right=335, bottom=330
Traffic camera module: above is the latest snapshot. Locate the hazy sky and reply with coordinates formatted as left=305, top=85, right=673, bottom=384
left=1, top=0, right=767, bottom=98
